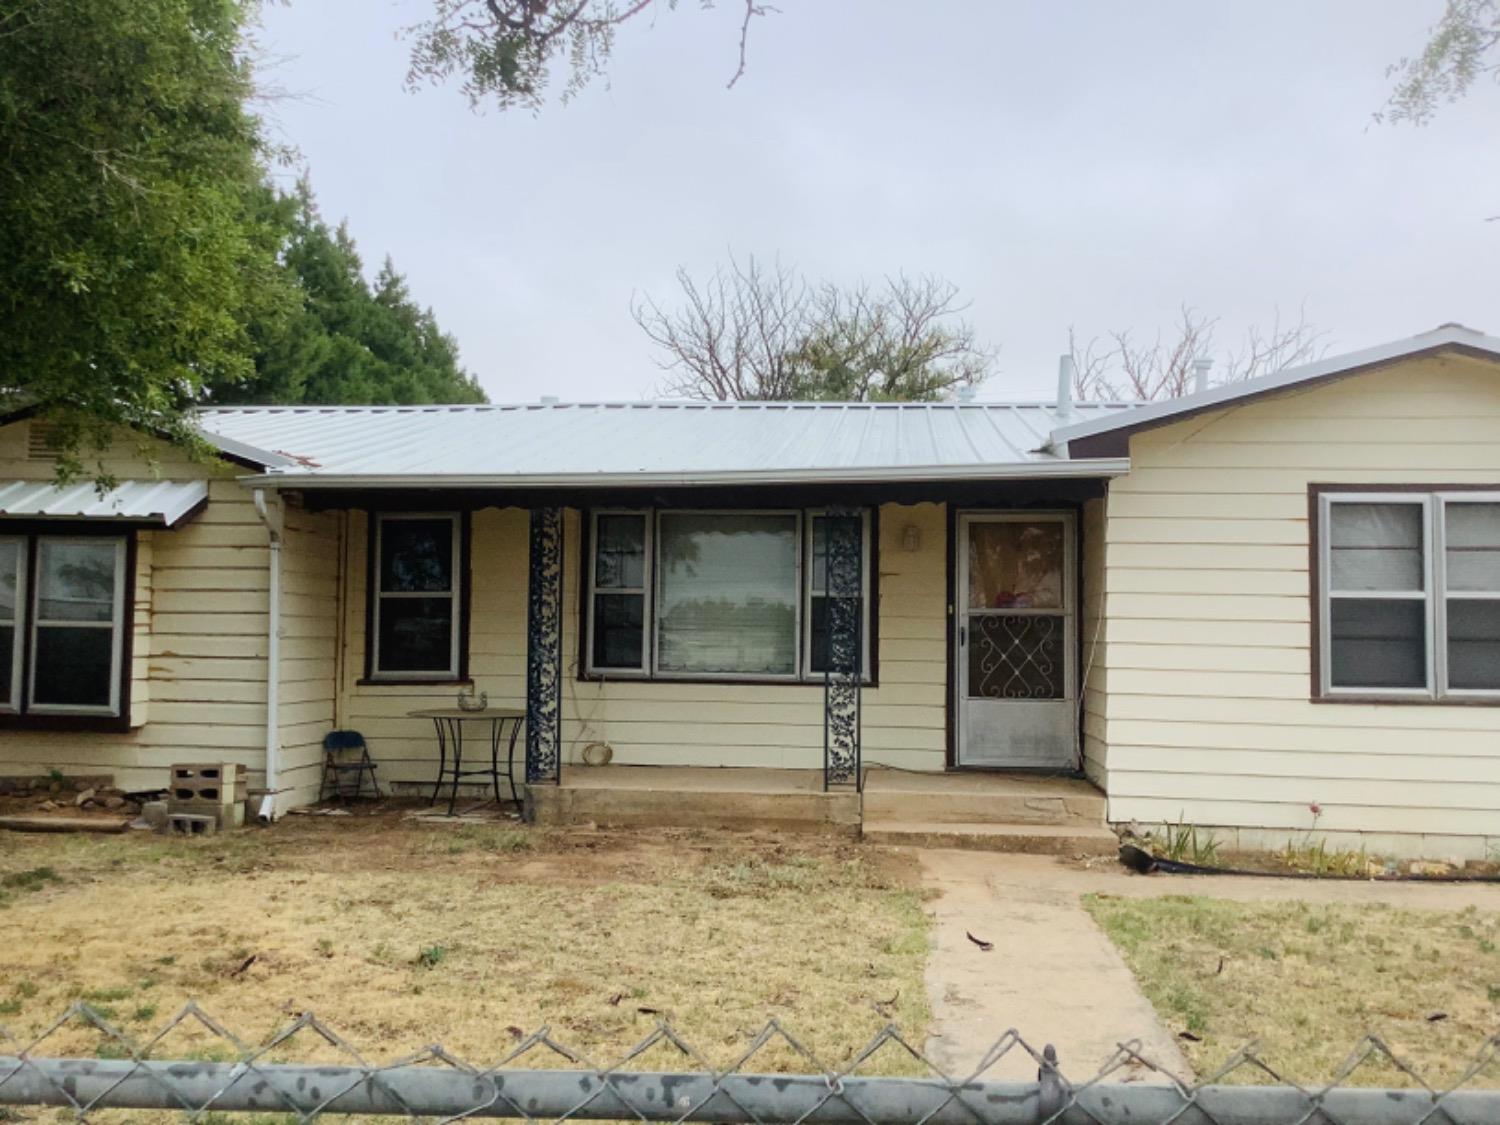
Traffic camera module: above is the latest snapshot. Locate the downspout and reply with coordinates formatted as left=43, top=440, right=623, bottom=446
left=253, top=489, right=282, bottom=823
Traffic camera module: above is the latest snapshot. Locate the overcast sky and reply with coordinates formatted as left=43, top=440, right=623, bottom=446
left=256, top=1, right=1498, bottom=403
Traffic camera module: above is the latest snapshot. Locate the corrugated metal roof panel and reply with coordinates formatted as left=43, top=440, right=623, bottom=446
left=194, top=400, right=1140, bottom=486
left=0, top=480, right=208, bottom=526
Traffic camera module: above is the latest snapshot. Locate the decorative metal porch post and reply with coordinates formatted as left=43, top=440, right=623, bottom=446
left=823, top=508, right=863, bottom=790
left=525, top=507, right=563, bottom=785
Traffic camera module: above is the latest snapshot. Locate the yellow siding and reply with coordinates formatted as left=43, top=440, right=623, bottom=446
left=0, top=420, right=280, bottom=794
left=337, top=502, right=951, bottom=783
left=1099, top=354, right=1500, bottom=858
left=276, top=504, right=340, bottom=806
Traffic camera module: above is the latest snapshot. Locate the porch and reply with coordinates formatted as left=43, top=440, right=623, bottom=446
left=523, top=765, right=1117, bottom=854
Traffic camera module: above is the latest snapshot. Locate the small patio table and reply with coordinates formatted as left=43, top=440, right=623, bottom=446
left=406, top=708, right=526, bottom=816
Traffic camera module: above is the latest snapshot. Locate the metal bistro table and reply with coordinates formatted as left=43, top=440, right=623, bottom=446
left=407, top=708, right=526, bottom=816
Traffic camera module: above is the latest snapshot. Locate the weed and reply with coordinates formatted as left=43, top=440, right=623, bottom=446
left=315, top=937, right=335, bottom=958
left=415, top=945, right=448, bottom=968
left=1145, top=817, right=1221, bottom=866
left=0, top=867, right=61, bottom=892
left=82, top=987, right=133, bottom=1003
left=130, top=1004, right=157, bottom=1023
left=0, top=1000, right=19, bottom=1016
left=13, top=981, right=36, bottom=999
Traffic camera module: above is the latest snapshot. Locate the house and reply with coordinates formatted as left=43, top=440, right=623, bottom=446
left=2, top=323, right=1498, bottom=859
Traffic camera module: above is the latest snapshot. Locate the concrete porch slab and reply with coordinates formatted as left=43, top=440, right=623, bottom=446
left=862, top=768, right=1107, bottom=827
left=525, top=766, right=861, bottom=836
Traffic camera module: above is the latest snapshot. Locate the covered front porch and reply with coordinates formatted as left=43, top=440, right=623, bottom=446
left=295, top=474, right=1110, bottom=811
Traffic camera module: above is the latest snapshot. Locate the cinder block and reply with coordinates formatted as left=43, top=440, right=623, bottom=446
left=169, top=763, right=246, bottom=809
left=167, top=812, right=217, bottom=837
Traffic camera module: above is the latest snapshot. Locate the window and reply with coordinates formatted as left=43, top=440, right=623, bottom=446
left=0, top=533, right=129, bottom=720
left=806, top=512, right=871, bottom=677
left=588, top=512, right=649, bottom=672
left=585, top=509, right=872, bottom=681
left=369, top=513, right=464, bottom=680
left=1317, top=491, right=1500, bottom=699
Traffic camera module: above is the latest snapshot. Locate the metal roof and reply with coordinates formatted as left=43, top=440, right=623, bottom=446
left=0, top=479, right=208, bottom=526
left=196, top=400, right=1139, bottom=488
left=1048, top=323, right=1500, bottom=454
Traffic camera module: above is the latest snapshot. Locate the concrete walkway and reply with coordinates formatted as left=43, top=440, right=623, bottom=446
left=920, top=849, right=1191, bottom=1084
left=918, top=849, right=1500, bottom=1085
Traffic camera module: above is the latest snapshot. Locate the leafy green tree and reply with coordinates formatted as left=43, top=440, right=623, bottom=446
left=406, top=0, right=771, bottom=111
left=632, top=257, right=992, bottom=402
left=213, top=181, right=485, bottom=406
left=0, top=0, right=293, bottom=481
left=1386, top=0, right=1500, bottom=124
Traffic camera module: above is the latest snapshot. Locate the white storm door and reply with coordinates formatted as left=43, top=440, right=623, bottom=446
left=955, top=512, right=1077, bottom=769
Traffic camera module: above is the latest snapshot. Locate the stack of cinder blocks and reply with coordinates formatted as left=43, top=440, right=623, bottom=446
left=166, top=763, right=248, bottom=835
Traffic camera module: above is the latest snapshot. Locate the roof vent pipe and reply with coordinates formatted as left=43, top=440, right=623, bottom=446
left=1191, top=356, right=1213, bottom=395
left=1056, top=355, right=1075, bottom=418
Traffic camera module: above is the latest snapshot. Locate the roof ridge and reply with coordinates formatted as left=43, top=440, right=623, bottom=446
left=195, top=399, right=1144, bottom=414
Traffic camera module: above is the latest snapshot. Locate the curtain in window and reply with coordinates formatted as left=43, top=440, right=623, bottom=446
left=657, top=514, right=798, bottom=675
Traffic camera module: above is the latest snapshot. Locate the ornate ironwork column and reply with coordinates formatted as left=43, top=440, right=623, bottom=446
left=823, top=509, right=863, bottom=790
left=525, top=507, right=563, bottom=784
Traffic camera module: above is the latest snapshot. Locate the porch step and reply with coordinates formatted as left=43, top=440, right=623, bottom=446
left=526, top=778, right=861, bottom=837
left=861, top=819, right=1119, bottom=856
left=860, top=773, right=1106, bottom=827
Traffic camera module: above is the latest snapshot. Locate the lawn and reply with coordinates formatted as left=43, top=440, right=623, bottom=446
left=1085, top=893, right=1500, bottom=1088
left=0, top=814, right=930, bottom=1076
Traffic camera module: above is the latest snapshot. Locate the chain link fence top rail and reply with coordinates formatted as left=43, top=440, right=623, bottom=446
left=2, top=1002, right=1500, bottom=1125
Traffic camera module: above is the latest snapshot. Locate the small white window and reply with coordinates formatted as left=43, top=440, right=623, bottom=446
left=1318, top=491, right=1500, bottom=700
left=28, top=537, right=127, bottom=715
left=371, top=513, right=462, bottom=680
left=0, top=536, right=26, bottom=712
left=587, top=511, right=650, bottom=675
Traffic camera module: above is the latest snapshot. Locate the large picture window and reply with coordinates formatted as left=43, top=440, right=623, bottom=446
left=1317, top=490, right=1500, bottom=699
left=585, top=509, right=871, bottom=682
left=0, top=533, right=129, bottom=720
left=369, top=513, right=465, bottom=680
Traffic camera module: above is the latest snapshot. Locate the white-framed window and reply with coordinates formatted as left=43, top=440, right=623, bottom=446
left=370, top=512, right=463, bottom=680
left=587, top=511, right=650, bottom=674
left=1318, top=491, right=1500, bottom=699
left=584, top=508, right=872, bottom=682
left=0, top=536, right=23, bottom=712
left=0, top=533, right=129, bottom=719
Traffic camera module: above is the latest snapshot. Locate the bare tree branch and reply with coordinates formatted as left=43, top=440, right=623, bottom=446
left=633, top=258, right=995, bottom=401
left=1071, top=305, right=1328, bottom=402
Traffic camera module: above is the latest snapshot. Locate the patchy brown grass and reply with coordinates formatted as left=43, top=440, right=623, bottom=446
left=0, top=814, right=929, bottom=1075
left=1085, top=893, right=1500, bottom=1087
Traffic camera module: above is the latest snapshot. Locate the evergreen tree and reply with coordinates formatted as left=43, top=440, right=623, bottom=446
left=215, top=181, right=486, bottom=406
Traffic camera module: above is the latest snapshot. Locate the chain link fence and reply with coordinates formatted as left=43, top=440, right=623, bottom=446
left=2, top=1002, right=1499, bottom=1124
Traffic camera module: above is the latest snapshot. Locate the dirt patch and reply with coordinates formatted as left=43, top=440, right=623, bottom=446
left=1085, top=893, right=1500, bottom=1087
left=0, top=813, right=929, bottom=1075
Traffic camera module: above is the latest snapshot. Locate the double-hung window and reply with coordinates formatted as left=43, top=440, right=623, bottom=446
left=369, top=513, right=464, bottom=680
left=585, top=509, right=872, bottom=682
left=1317, top=491, right=1500, bottom=699
left=0, top=533, right=130, bottom=720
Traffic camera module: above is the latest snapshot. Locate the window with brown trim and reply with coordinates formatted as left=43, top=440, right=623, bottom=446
left=583, top=508, right=872, bottom=683
left=1315, top=490, right=1500, bottom=699
left=367, top=512, right=467, bottom=681
left=0, top=532, right=130, bottom=720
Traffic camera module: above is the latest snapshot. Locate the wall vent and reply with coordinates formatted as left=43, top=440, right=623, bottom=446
left=26, top=421, right=58, bottom=460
